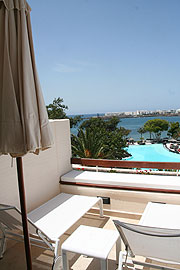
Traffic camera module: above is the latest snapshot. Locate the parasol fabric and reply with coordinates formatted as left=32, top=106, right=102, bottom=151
left=0, top=0, right=53, bottom=158
left=0, top=1, right=54, bottom=268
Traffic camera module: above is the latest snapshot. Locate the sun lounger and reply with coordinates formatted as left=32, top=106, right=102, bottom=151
left=113, top=220, right=180, bottom=270
left=0, top=193, right=103, bottom=269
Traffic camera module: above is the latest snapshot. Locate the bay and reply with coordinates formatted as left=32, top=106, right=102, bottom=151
left=70, top=114, right=180, bottom=141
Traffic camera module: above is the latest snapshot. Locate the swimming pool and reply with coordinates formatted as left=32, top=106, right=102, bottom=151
left=125, top=144, right=180, bottom=162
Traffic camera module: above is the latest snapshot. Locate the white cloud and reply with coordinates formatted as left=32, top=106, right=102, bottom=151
left=54, top=64, right=82, bottom=73
left=74, top=60, right=95, bottom=67
left=54, top=60, right=95, bottom=73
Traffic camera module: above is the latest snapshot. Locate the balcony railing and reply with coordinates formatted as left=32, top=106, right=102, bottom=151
left=72, top=158, right=180, bottom=170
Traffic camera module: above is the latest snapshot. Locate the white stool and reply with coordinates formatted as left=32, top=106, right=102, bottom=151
left=61, top=225, right=120, bottom=270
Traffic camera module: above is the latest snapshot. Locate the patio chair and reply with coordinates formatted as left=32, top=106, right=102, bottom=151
left=0, top=193, right=103, bottom=269
left=113, top=220, right=180, bottom=270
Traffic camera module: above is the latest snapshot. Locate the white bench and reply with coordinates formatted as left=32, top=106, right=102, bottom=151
left=60, top=170, right=180, bottom=191
left=0, top=193, right=103, bottom=269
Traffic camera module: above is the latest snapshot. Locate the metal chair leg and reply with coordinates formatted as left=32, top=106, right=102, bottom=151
left=62, top=250, right=69, bottom=270
left=0, top=235, right=6, bottom=259
left=100, top=258, right=108, bottom=270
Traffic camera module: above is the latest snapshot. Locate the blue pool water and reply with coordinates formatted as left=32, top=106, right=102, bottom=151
left=125, top=144, right=180, bottom=162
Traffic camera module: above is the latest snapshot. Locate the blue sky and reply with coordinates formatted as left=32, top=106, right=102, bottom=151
left=29, top=0, right=180, bottom=115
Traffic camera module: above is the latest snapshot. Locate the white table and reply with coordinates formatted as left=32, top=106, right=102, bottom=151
left=28, top=193, right=103, bottom=268
left=28, top=193, right=103, bottom=240
left=139, top=202, right=180, bottom=229
left=61, top=225, right=120, bottom=270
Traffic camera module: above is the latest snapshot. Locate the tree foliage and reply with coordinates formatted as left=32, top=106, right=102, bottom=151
left=71, top=128, right=104, bottom=158
left=80, top=116, right=123, bottom=132
left=46, top=97, right=68, bottom=119
left=143, top=119, right=169, bottom=141
left=137, top=127, right=146, bottom=140
left=167, top=122, right=180, bottom=139
left=72, top=117, right=131, bottom=159
left=46, top=97, right=82, bottom=128
left=69, top=115, right=82, bottom=128
left=101, top=129, right=130, bottom=159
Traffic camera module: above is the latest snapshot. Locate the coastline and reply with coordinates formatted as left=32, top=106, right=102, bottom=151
left=94, top=113, right=180, bottom=120
left=70, top=114, right=180, bottom=141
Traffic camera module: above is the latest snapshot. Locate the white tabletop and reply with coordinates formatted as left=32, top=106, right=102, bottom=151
left=139, top=202, right=180, bottom=229
left=61, top=225, right=119, bottom=259
left=28, top=193, right=102, bottom=240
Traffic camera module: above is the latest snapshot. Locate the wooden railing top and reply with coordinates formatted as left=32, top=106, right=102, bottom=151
left=71, top=158, right=180, bottom=170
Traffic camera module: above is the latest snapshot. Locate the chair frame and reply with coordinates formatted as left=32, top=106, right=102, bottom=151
left=0, top=193, right=103, bottom=269
left=113, top=220, right=180, bottom=270
left=0, top=204, right=60, bottom=269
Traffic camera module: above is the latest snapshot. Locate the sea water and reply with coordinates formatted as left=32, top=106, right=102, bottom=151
left=70, top=114, right=180, bottom=141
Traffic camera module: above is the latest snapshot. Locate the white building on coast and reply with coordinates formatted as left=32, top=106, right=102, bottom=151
left=105, top=108, right=180, bottom=117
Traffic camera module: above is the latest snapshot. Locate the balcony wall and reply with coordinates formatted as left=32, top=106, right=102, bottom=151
left=0, top=119, right=72, bottom=212
left=60, top=157, right=180, bottom=215
left=61, top=184, right=180, bottom=216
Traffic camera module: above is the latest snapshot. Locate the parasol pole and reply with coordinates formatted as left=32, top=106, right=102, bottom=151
left=16, top=157, right=32, bottom=270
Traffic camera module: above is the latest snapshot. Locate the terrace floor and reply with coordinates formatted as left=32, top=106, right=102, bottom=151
left=0, top=212, right=139, bottom=270
left=1, top=210, right=180, bottom=270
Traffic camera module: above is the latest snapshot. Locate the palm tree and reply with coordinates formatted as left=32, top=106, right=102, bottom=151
left=72, top=127, right=131, bottom=160
left=71, top=128, right=105, bottom=158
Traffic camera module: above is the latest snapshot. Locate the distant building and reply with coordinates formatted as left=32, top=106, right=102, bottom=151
left=136, top=110, right=150, bottom=115
left=124, top=111, right=133, bottom=116
left=105, top=112, right=124, bottom=116
left=105, top=108, right=179, bottom=118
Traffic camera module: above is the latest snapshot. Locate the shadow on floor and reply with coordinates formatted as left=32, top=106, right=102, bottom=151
left=0, top=213, right=110, bottom=270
